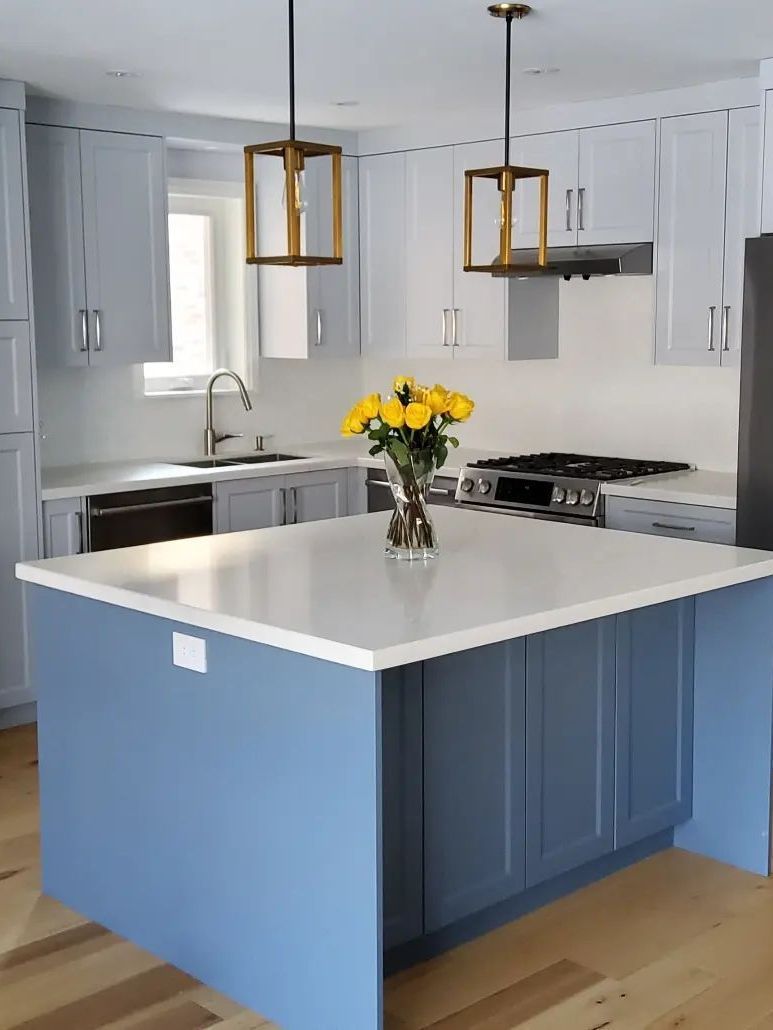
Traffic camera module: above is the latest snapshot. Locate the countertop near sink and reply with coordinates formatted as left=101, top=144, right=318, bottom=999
left=601, top=469, right=737, bottom=510
left=39, top=441, right=498, bottom=501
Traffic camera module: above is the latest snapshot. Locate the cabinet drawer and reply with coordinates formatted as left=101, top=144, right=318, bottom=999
left=605, top=496, right=736, bottom=544
left=0, top=322, right=33, bottom=432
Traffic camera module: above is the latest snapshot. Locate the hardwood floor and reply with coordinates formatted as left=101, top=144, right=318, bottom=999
left=3, top=725, right=773, bottom=1029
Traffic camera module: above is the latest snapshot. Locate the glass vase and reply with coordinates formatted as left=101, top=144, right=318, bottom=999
left=384, top=447, right=439, bottom=561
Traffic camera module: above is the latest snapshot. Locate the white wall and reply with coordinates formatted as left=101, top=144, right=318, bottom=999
left=38, top=277, right=741, bottom=471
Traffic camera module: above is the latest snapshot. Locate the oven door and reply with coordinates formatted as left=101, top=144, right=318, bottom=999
left=366, top=469, right=459, bottom=512
left=466, top=504, right=601, bottom=527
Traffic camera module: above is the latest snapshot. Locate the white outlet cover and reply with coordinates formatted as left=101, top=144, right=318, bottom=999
left=172, top=631, right=207, bottom=674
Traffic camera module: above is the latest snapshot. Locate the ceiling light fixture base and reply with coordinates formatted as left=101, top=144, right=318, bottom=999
left=487, top=3, right=532, bottom=20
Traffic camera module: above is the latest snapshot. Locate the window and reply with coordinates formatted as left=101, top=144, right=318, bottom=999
left=144, top=179, right=256, bottom=395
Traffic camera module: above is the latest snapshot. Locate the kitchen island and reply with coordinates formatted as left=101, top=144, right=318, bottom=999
left=16, top=509, right=773, bottom=1030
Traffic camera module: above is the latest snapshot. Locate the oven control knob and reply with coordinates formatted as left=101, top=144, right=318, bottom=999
left=460, top=477, right=475, bottom=493
left=552, top=486, right=566, bottom=504
left=478, top=479, right=492, bottom=495
left=565, top=489, right=580, bottom=506
left=580, top=489, right=595, bottom=507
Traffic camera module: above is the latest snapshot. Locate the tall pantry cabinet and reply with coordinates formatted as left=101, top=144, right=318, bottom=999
left=0, top=83, right=41, bottom=718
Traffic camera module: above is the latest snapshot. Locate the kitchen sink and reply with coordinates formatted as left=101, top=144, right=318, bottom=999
left=174, top=453, right=307, bottom=469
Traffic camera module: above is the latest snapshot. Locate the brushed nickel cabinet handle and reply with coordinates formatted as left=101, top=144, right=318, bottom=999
left=565, top=189, right=573, bottom=232
left=281, top=488, right=288, bottom=525
left=315, top=310, right=322, bottom=346
left=290, top=486, right=298, bottom=524
left=451, top=308, right=459, bottom=348
left=578, top=187, right=586, bottom=231
left=721, top=305, right=730, bottom=352
left=652, top=522, right=696, bottom=532
left=93, top=309, right=103, bottom=351
left=79, top=309, right=89, bottom=352
left=442, top=309, right=450, bottom=347
left=707, top=305, right=716, bottom=352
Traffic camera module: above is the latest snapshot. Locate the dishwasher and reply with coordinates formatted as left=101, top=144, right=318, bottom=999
left=87, top=484, right=213, bottom=551
left=365, top=467, right=460, bottom=512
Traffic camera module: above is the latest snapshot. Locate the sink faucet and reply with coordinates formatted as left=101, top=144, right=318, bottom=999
left=204, top=368, right=253, bottom=456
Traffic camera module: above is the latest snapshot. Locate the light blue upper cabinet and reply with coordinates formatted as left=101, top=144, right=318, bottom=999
left=577, top=121, right=656, bottom=245
left=27, top=125, right=89, bottom=367
left=452, top=140, right=506, bottom=360
left=0, top=321, right=33, bottom=433
left=305, top=155, right=360, bottom=358
left=0, top=107, right=29, bottom=320
left=525, top=618, right=616, bottom=887
left=359, top=151, right=406, bottom=356
left=423, top=640, right=526, bottom=932
left=80, top=131, right=171, bottom=366
left=615, top=600, right=694, bottom=848
left=510, top=129, right=579, bottom=248
left=655, top=112, right=729, bottom=366
left=27, top=124, right=171, bottom=368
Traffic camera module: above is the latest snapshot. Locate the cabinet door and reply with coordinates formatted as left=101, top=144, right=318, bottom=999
left=0, top=433, right=39, bottom=709
left=616, top=600, right=694, bottom=848
left=424, top=641, right=526, bottom=932
left=762, top=91, right=773, bottom=234
left=306, top=156, right=361, bottom=358
left=721, top=107, right=760, bottom=367
left=452, top=141, right=506, bottom=360
left=526, top=618, right=615, bottom=887
left=287, top=469, right=348, bottom=524
left=655, top=112, right=728, bottom=366
left=43, top=497, right=84, bottom=558
left=0, top=322, right=33, bottom=433
left=510, top=130, right=579, bottom=247
left=213, top=476, right=285, bottom=534
left=26, top=124, right=88, bottom=367
left=578, top=121, right=656, bottom=245
left=405, top=147, right=454, bottom=360
left=80, top=130, right=171, bottom=366
left=0, top=107, right=28, bottom=320
left=382, top=664, right=423, bottom=949
left=359, top=153, right=406, bottom=356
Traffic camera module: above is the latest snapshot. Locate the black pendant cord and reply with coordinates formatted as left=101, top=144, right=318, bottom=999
left=503, top=12, right=513, bottom=165
left=288, top=0, right=296, bottom=140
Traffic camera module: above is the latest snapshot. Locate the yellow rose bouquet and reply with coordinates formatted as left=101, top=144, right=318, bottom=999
left=341, top=377, right=475, bottom=560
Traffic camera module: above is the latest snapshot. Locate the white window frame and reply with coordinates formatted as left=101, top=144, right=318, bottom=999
left=144, top=178, right=258, bottom=397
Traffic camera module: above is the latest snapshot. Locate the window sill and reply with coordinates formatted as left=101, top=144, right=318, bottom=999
left=143, top=387, right=243, bottom=399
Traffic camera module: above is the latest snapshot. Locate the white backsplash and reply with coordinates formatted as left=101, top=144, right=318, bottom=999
left=38, top=278, right=741, bottom=472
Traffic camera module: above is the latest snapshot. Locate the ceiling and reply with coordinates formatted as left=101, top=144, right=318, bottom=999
left=2, top=0, right=772, bottom=131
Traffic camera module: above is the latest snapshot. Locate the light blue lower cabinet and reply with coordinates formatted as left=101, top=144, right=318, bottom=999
left=615, top=600, right=695, bottom=847
left=423, top=641, right=527, bottom=933
left=525, top=618, right=616, bottom=887
left=381, top=665, right=423, bottom=949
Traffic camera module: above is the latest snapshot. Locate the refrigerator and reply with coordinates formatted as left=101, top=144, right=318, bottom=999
left=737, top=235, right=773, bottom=549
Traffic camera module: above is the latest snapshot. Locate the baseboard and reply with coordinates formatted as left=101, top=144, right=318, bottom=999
left=0, top=702, right=37, bottom=730
left=384, top=829, right=674, bottom=975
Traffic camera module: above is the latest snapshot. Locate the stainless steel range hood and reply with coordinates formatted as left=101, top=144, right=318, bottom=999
left=492, top=242, right=653, bottom=278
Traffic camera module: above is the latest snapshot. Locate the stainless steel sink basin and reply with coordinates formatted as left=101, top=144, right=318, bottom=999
left=174, top=453, right=307, bottom=469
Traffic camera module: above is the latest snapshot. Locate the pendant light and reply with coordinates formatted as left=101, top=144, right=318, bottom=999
left=244, top=0, right=343, bottom=266
left=463, top=3, right=548, bottom=275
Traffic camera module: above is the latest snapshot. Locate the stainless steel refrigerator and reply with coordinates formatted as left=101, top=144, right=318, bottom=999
left=737, top=235, right=773, bottom=549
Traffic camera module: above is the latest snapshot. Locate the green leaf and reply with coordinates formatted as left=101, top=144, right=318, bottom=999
left=436, top=443, right=448, bottom=469
left=388, top=439, right=410, bottom=466
left=369, top=443, right=384, bottom=456
left=447, top=436, right=460, bottom=448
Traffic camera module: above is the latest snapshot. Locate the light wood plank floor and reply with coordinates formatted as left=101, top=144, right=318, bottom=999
left=4, top=724, right=773, bottom=1029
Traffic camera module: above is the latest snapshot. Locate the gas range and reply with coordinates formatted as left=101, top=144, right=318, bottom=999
left=455, top=452, right=692, bottom=525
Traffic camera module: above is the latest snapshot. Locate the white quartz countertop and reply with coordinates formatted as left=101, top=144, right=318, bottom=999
left=17, top=508, right=773, bottom=671
left=602, top=469, right=737, bottom=509
left=39, top=442, right=494, bottom=501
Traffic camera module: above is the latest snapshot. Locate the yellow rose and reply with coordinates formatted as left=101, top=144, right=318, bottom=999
left=380, top=397, right=406, bottom=429
left=393, top=376, right=415, bottom=395
left=447, top=392, right=475, bottom=421
left=340, top=406, right=367, bottom=437
left=426, top=384, right=450, bottom=416
left=405, top=402, right=433, bottom=431
left=358, top=393, right=381, bottom=420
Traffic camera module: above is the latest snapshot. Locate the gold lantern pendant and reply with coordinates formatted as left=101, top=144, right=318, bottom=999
left=244, top=0, right=343, bottom=266
left=463, top=3, right=548, bottom=275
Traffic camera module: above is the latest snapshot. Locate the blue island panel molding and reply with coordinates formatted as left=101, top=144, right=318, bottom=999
left=30, top=587, right=383, bottom=1030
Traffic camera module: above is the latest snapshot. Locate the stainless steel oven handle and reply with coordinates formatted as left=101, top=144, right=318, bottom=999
left=90, top=496, right=212, bottom=518
left=365, top=479, right=391, bottom=489
left=652, top=521, right=695, bottom=532
left=428, top=487, right=455, bottom=497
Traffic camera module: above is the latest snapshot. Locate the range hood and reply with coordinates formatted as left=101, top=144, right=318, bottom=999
left=492, top=242, right=653, bottom=278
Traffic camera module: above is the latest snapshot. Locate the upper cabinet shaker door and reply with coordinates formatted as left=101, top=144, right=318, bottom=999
left=510, top=130, right=579, bottom=248
left=577, top=121, right=656, bottom=245
left=0, top=107, right=28, bottom=320
left=26, top=124, right=89, bottom=367
left=80, top=130, right=171, bottom=366
left=359, top=151, right=406, bottom=357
